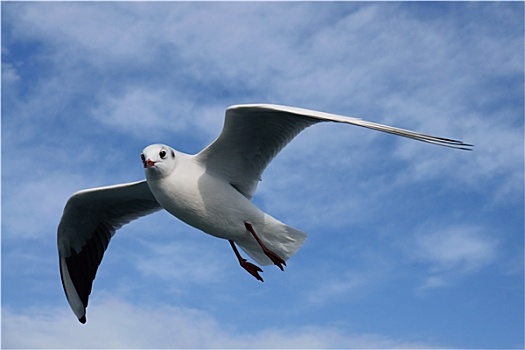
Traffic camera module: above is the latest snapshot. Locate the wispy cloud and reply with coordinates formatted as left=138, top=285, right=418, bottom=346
left=410, top=225, right=498, bottom=290
left=2, top=171, right=91, bottom=240
left=2, top=297, right=439, bottom=349
left=5, top=2, right=522, bottom=201
left=134, top=235, right=226, bottom=286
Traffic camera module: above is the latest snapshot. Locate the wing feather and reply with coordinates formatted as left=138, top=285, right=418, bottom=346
left=196, top=104, right=472, bottom=199
left=57, top=180, right=162, bottom=323
left=196, top=106, right=319, bottom=198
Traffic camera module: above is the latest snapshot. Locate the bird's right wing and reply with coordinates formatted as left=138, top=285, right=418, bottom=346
left=195, top=104, right=472, bottom=200
left=57, top=180, right=162, bottom=324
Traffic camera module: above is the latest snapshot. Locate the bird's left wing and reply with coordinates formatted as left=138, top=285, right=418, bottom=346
left=57, top=180, right=162, bottom=323
left=195, top=104, right=472, bottom=199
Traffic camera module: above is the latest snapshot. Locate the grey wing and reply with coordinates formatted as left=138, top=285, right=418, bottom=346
left=195, top=104, right=472, bottom=199
left=195, top=105, right=320, bottom=199
left=57, top=180, right=162, bottom=323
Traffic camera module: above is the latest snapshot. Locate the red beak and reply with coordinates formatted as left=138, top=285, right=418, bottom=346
left=145, top=159, right=156, bottom=168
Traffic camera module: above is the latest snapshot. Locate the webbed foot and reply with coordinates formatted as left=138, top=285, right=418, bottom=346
left=229, top=240, right=264, bottom=282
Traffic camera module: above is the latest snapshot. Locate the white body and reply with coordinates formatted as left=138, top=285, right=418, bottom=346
left=145, top=150, right=305, bottom=265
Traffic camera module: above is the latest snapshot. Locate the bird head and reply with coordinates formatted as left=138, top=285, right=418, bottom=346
left=141, top=144, right=176, bottom=176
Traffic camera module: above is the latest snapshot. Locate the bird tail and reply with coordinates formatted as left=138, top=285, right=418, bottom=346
left=238, top=219, right=307, bottom=266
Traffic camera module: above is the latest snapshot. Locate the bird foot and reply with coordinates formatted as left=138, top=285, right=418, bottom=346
left=239, top=258, right=264, bottom=282
left=244, top=223, right=286, bottom=271
left=262, top=249, right=286, bottom=271
left=229, top=240, right=264, bottom=282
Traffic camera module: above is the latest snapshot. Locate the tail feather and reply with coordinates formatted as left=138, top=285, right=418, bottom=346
left=237, top=221, right=307, bottom=266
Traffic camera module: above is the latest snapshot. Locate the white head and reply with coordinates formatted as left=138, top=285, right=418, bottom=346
left=141, top=144, right=177, bottom=177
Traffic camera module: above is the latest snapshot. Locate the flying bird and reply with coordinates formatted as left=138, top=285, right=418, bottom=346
left=57, top=104, right=472, bottom=323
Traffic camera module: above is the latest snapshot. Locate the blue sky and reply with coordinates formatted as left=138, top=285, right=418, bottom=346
left=1, top=2, right=523, bottom=348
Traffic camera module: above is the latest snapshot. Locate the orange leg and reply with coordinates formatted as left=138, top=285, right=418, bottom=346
left=229, top=240, right=264, bottom=282
left=244, top=223, right=286, bottom=271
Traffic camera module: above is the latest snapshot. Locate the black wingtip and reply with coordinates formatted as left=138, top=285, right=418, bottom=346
left=453, top=142, right=474, bottom=151
left=79, top=315, right=86, bottom=324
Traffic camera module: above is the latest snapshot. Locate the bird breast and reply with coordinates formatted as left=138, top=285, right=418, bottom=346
left=147, top=160, right=262, bottom=240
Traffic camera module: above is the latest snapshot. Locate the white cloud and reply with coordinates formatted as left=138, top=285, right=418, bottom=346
left=392, top=111, right=523, bottom=203
left=90, top=86, right=231, bottom=146
left=7, top=3, right=156, bottom=65
left=417, top=227, right=497, bottom=272
left=304, top=271, right=372, bottom=306
left=93, top=87, right=183, bottom=136
left=1, top=62, right=20, bottom=85
left=134, top=236, right=226, bottom=286
left=411, top=225, right=498, bottom=290
left=1, top=139, right=121, bottom=241
left=2, top=298, right=438, bottom=349
left=2, top=171, right=89, bottom=240
left=6, top=2, right=522, bottom=201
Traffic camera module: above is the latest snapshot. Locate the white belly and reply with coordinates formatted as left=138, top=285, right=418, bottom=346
left=145, top=156, right=306, bottom=266
left=148, top=165, right=263, bottom=240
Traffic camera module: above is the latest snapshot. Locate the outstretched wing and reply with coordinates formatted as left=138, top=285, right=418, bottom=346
left=195, top=104, right=472, bottom=199
left=57, top=180, right=162, bottom=323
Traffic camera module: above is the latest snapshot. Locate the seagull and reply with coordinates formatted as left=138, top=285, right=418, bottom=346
left=57, top=104, right=472, bottom=323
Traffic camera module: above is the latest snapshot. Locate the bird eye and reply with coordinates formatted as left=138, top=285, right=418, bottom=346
left=140, top=153, right=145, bottom=161
left=159, top=150, right=167, bottom=159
